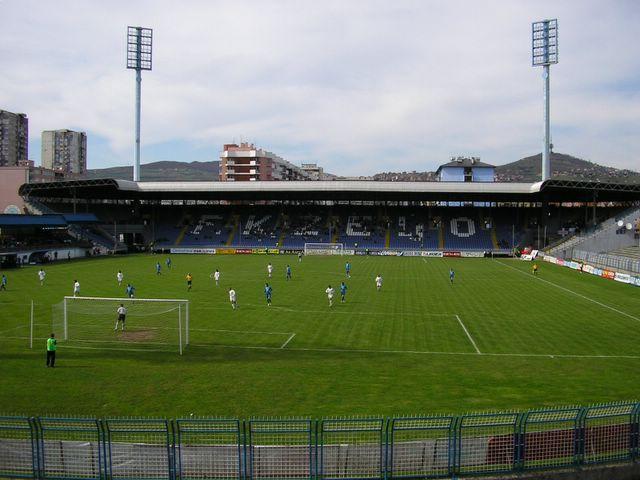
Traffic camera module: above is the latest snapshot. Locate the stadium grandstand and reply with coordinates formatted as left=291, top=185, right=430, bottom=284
left=10, top=177, right=640, bottom=262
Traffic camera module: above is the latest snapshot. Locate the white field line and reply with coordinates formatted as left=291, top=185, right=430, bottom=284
left=455, top=315, right=481, bottom=354
left=150, top=326, right=293, bottom=335
left=192, top=343, right=640, bottom=360
left=495, top=260, right=640, bottom=323
left=280, top=333, right=296, bottom=349
left=63, top=345, right=171, bottom=353
left=11, top=335, right=640, bottom=360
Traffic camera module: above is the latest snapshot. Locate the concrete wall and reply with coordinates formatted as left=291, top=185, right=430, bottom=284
left=439, top=166, right=465, bottom=181
left=473, top=167, right=495, bottom=182
left=0, top=167, right=28, bottom=213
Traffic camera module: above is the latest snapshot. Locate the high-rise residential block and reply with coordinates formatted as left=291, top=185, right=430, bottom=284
left=41, top=129, right=87, bottom=174
left=0, top=110, right=28, bottom=167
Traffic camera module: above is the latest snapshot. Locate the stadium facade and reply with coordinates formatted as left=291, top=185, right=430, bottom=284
left=5, top=177, right=636, bottom=263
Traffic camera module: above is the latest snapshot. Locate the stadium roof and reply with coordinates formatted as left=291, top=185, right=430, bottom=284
left=0, top=214, right=68, bottom=227
left=18, top=178, right=640, bottom=203
left=436, top=158, right=495, bottom=171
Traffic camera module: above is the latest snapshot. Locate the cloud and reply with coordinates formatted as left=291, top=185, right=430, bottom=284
left=0, top=0, right=638, bottom=175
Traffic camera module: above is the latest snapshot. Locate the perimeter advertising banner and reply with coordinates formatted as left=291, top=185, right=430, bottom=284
left=443, top=251, right=461, bottom=257
left=615, top=272, right=632, bottom=284
left=460, top=252, right=485, bottom=258
left=216, top=248, right=236, bottom=255
left=601, top=270, right=615, bottom=280
left=170, top=248, right=216, bottom=254
left=235, top=248, right=253, bottom=254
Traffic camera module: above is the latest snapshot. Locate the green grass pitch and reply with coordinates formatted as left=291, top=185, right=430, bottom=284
left=1, top=253, right=639, bottom=418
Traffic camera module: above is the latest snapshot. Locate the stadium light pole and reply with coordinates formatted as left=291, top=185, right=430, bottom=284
left=532, top=19, right=558, bottom=182
left=127, top=27, right=153, bottom=182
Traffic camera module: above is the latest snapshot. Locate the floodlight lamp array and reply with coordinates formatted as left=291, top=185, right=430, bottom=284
left=532, top=19, right=558, bottom=66
left=127, top=26, right=153, bottom=70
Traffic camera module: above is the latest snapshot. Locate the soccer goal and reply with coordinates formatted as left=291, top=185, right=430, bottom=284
left=50, top=296, right=190, bottom=355
left=304, top=243, right=345, bottom=255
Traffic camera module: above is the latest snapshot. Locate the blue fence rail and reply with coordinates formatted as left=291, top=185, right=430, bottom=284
left=0, top=402, right=639, bottom=480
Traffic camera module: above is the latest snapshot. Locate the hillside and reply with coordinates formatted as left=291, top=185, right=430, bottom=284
left=495, top=153, right=640, bottom=183
left=83, top=153, right=639, bottom=183
left=374, top=152, right=640, bottom=183
left=84, top=161, right=219, bottom=181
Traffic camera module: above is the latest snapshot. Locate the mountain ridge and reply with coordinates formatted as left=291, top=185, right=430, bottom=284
left=82, top=153, right=640, bottom=183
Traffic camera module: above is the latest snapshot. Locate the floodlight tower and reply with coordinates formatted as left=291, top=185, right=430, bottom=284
left=126, top=27, right=153, bottom=182
left=532, top=19, right=558, bottom=182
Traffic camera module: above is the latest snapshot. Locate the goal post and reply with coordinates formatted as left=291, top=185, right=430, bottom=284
left=53, top=296, right=190, bottom=355
left=303, top=242, right=345, bottom=255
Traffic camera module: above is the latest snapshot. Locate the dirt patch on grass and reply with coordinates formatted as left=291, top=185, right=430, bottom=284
left=119, top=330, right=156, bottom=342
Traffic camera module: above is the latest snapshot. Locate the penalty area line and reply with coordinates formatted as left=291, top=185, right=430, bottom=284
left=455, top=314, right=481, bottom=354
left=280, top=333, right=297, bottom=349
left=200, top=343, right=640, bottom=360
left=495, top=260, right=640, bottom=324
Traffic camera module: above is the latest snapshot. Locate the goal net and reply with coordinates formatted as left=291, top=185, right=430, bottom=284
left=303, top=243, right=344, bottom=255
left=51, top=296, right=190, bottom=355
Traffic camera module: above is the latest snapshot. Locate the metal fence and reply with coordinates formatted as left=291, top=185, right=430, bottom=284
left=573, top=249, right=640, bottom=274
left=1, top=402, right=640, bottom=480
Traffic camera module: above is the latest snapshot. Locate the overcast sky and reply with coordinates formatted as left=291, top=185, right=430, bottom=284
left=1, top=0, right=638, bottom=175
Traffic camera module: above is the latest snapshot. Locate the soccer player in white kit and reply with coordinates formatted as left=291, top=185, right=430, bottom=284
left=211, top=269, right=220, bottom=286
left=116, top=270, right=124, bottom=286
left=228, top=288, right=237, bottom=310
left=115, top=304, right=127, bottom=331
left=375, top=274, right=383, bottom=291
left=73, top=280, right=80, bottom=297
left=325, top=285, right=335, bottom=307
left=267, top=263, right=273, bottom=278
left=38, top=269, right=46, bottom=286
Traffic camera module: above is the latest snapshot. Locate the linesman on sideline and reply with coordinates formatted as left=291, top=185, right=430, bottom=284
left=115, top=304, right=127, bottom=331
left=46, top=333, right=57, bottom=367
left=0, top=273, right=7, bottom=291
left=532, top=263, right=539, bottom=275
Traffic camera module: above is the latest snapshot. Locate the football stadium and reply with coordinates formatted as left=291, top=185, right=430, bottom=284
left=2, top=4, right=640, bottom=480
left=1, top=177, right=640, bottom=478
